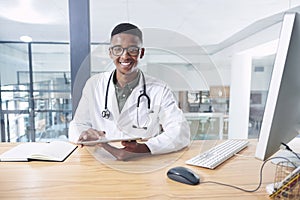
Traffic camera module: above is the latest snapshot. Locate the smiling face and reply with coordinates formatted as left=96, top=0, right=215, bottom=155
left=109, top=33, right=145, bottom=77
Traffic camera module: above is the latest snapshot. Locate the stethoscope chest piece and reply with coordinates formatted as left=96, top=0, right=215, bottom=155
left=102, top=109, right=110, bottom=119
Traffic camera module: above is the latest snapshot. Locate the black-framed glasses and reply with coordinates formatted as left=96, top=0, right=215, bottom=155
left=110, top=45, right=140, bottom=56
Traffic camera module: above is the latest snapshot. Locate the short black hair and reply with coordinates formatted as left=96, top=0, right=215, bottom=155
left=111, top=23, right=143, bottom=43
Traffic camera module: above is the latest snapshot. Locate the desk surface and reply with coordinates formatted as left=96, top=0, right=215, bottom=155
left=0, top=140, right=280, bottom=199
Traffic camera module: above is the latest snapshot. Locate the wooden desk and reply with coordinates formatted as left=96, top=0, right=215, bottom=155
left=0, top=140, right=277, bottom=199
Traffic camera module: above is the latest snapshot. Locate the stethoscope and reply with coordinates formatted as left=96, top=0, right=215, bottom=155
left=102, top=70, right=151, bottom=129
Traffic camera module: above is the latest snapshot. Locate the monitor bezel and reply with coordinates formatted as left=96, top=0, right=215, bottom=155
left=255, top=12, right=300, bottom=161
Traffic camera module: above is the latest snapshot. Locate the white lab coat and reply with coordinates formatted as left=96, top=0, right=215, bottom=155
left=69, top=70, right=190, bottom=154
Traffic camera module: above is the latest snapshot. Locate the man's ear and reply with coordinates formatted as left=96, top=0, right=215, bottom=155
left=140, top=48, right=145, bottom=59
left=109, top=48, right=113, bottom=59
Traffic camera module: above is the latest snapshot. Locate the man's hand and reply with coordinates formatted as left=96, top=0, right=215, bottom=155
left=101, top=141, right=150, bottom=161
left=78, top=129, right=151, bottom=160
left=121, top=141, right=149, bottom=153
left=78, top=128, right=106, bottom=143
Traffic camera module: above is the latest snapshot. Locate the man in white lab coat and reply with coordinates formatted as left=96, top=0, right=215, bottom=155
left=69, top=23, right=190, bottom=160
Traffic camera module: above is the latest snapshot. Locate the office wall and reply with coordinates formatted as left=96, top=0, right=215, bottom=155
left=251, top=56, right=275, bottom=91
left=31, top=44, right=69, bottom=72
left=0, top=43, right=70, bottom=86
left=0, top=44, right=28, bottom=85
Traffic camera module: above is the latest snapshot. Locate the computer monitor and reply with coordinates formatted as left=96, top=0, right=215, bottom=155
left=255, top=12, right=300, bottom=161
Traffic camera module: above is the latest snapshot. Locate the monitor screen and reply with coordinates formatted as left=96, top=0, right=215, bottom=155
left=255, top=12, right=300, bottom=161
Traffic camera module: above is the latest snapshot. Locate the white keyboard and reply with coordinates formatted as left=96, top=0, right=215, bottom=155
left=186, top=140, right=249, bottom=169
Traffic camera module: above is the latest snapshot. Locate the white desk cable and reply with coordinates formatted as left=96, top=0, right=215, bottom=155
left=280, top=142, right=300, bottom=161
left=233, top=153, right=255, bottom=158
left=201, top=157, right=298, bottom=193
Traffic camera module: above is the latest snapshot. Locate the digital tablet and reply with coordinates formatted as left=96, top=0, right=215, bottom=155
left=77, top=137, right=143, bottom=146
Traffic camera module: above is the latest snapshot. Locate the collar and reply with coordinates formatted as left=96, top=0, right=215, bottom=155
left=113, top=70, right=141, bottom=89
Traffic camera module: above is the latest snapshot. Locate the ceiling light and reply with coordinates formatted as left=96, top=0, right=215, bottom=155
left=20, top=35, right=33, bottom=42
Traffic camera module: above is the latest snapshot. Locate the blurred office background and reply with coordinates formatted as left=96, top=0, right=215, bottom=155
left=1, top=0, right=300, bottom=142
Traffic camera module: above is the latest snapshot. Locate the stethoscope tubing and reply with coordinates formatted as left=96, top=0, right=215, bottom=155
left=102, top=70, right=150, bottom=119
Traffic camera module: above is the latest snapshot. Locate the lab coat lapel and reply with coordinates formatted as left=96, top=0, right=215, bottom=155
left=116, top=85, right=141, bottom=136
left=118, top=78, right=143, bottom=124
left=119, top=85, right=141, bottom=118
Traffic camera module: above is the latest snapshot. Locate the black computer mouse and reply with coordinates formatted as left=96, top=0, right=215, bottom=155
left=167, top=166, right=200, bottom=185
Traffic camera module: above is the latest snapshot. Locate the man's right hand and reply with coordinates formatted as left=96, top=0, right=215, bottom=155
left=78, top=128, right=106, bottom=142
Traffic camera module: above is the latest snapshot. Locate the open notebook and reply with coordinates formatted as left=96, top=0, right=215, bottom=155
left=0, top=141, right=77, bottom=162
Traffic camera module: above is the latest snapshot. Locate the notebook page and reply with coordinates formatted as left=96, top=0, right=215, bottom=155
left=0, top=143, right=47, bottom=161
left=31, top=141, right=77, bottom=161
